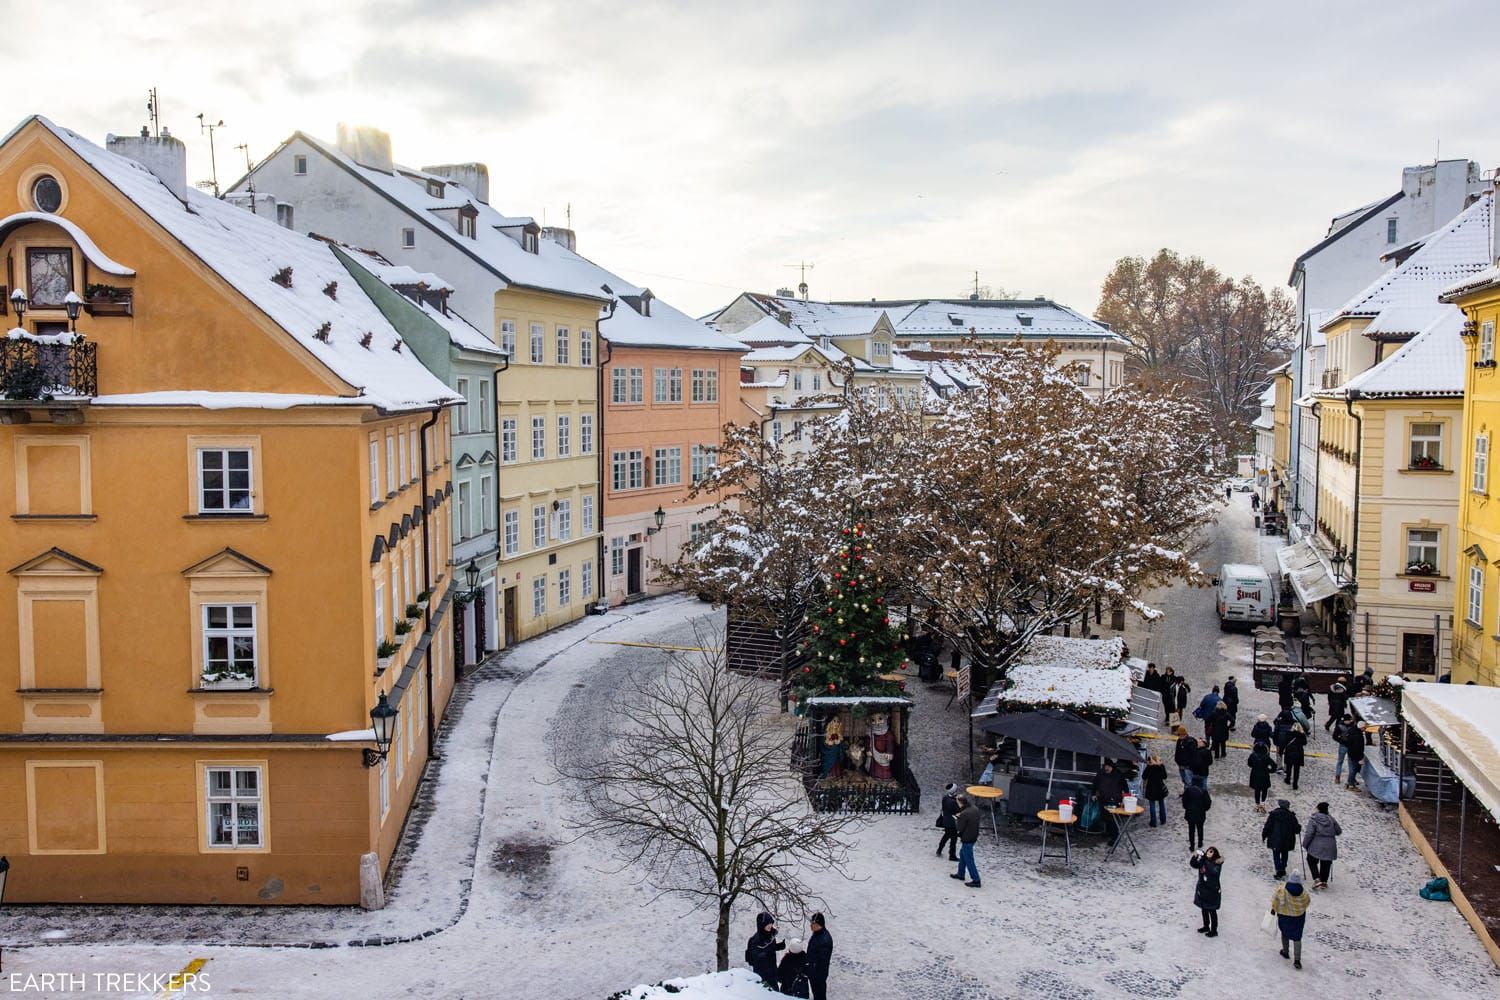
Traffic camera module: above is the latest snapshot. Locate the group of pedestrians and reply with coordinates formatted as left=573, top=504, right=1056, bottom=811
left=746, top=911, right=833, bottom=999
left=935, top=782, right=984, bottom=888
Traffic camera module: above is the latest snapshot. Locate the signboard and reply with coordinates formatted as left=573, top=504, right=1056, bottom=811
left=956, top=664, right=971, bottom=706
left=1409, top=580, right=1437, bottom=593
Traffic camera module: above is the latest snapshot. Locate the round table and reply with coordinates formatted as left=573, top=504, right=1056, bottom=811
left=1037, top=809, right=1077, bottom=866
left=1103, top=805, right=1145, bottom=864
left=878, top=673, right=905, bottom=683
left=966, top=785, right=1004, bottom=841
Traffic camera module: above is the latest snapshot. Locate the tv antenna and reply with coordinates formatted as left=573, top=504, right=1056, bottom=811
left=784, top=261, right=814, bottom=300
left=235, top=143, right=254, bottom=193
left=146, top=88, right=161, bottom=137
left=197, top=113, right=225, bottom=197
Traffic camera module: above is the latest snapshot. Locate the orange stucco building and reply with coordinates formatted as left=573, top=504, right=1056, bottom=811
left=0, top=117, right=459, bottom=905
left=598, top=292, right=745, bottom=602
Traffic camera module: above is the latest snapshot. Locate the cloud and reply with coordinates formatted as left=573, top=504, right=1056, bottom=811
left=348, top=45, right=537, bottom=122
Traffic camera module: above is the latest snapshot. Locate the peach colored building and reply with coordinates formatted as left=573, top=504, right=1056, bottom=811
left=599, top=290, right=745, bottom=602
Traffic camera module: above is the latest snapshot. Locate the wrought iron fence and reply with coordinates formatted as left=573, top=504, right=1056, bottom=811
left=0, top=337, right=97, bottom=399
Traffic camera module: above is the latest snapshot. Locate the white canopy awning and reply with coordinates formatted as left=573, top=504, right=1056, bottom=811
left=1276, top=540, right=1340, bottom=605
left=1401, top=682, right=1500, bottom=818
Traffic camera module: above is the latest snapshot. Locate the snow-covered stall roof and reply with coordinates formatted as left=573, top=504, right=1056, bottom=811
left=1276, top=540, right=1340, bottom=605
left=971, top=635, right=1133, bottom=719
left=1401, top=682, right=1500, bottom=818
left=35, top=117, right=458, bottom=412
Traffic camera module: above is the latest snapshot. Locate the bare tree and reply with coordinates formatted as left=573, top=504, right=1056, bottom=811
left=557, top=628, right=858, bottom=972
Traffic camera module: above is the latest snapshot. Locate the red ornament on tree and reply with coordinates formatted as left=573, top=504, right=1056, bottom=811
left=828, top=683, right=836, bottom=692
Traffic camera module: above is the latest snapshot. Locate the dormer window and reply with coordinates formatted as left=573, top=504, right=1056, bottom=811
left=427, top=179, right=444, bottom=198
left=948, top=314, right=964, bottom=326
left=460, top=214, right=476, bottom=239
left=1017, top=312, right=1033, bottom=327
left=523, top=231, right=539, bottom=254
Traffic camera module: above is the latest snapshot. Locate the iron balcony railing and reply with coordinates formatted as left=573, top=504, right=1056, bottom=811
left=0, top=336, right=98, bottom=399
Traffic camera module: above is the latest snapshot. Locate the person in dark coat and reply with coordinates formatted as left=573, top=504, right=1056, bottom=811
left=1252, top=493, right=1261, bottom=511
left=1325, top=677, right=1349, bottom=731
left=1174, top=729, right=1198, bottom=787
left=1093, top=761, right=1127, bottom=840
left=1294, top=686, right=1315, bottom=731
left=1271, top=874, right=1310, bottom=969
left=950, top=796, right=981, bottom=887
left=1143, top=662, right=1164, bottom=695
left=1272, top=708, right=1297, bottom=765
left=1223, top=676, right=1240, bottom=730
left=1190, top=846, right=1224, bottom=936
left=1143, top=753, right=1169, bottom=827
left=1194, top=686, right=1222, bottom=736
left=935, top=782, right=960, bottom=860
left=1341, top=719, right=1367, bottom=790
left=1332, top=714, right=1355, bottom=785
left=1247, top=741, right=1277, bottom=809
left=777, top=938, right=810, bottom=998
left=1250, top=713, right=1273, bottom=746
left=1282, top=724, right=1307, bottom=790
left=1182, top=782, right=1212, bottom=850
left=746, top=912, right=784, bottom=987
left=1175, top=677, right=1192, bottom=727
left=1189, top=738, right=1213, bottom=789
left=1277, top=671, right=1295, bottom=710
left=1261, top=799, right=1301, bottom=877
left=1208, top=704, right=1231, bottom=759
left=806, top=913, right=833, bottom=1000
left=1302, top=802, right=1342, bottom=889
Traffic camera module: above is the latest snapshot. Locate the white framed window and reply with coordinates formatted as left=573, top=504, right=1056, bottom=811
left=793, top=371, right=803, bottom=391
left=691, top=368, right=719, bottom=403
left=1482, top=320, right=1496, bottom=364
left=1074, top=367, right=1091, bottom=387
left=500, top=320, right=517, bottom=359
left=293, top=154, right=308, bottom=175
left=379, top=758, right=389, bottom=818
left=503, top=509, right=520, bottom=556
left=458, top=481, right=472, bottom=539
left=399, top=427, right=410, bottom=484
left=1409, top=422, right=1442, bottom=467
left=408, top=427, right=419, bottom=476
left=610, top=536, right=625, bottom=576
left=612, top=449, right=644, bottom=491
left=532, top=504, right=547, bottom=549
left=478, top=379, right=490, bottom=432
left=385, top=430, right=396, bottom=493
left=558, top=568, right=572, bottom=606
left=530, top=323, right=545, bottom=364
left=874, top=340, right=890, bottom=359
left=1468, top=565, right=1484, bottom=625
left=772, top=421, right=783, bottom=444
left=202, top=604, right=257, bottom=686
left=691, top=444, right=716, bottom=484
left=501, top=418, right=517, bottom=463
left=401, top=227, right=416, bottom=249
left=1386, top=218, right=1398, bottom=245
left=394, top=701, right=405, bottom=782
left=654, top=367, right=670, bottom=403
left=690, top=522, right=709, bottom=548
left=531, top=416, right=546, bottom=460
left=1474, top=433, right=1490, bottom=494
left=653, top=446, right=682, bottom=486
left=460, top=214, right=476, bottom=239
left=611, top=367, right=628, bottom=405
left=554, top=498, right=572, bottom=541
left=532, top=575, right=546, bottom=618
left=1406, top=528, right=1440, bottom=573
left=369, top=437, right=381, bottom=504
left=629, top=367, right=644, bottom=403
left=580, top=329, right=593, bottom=367
left=582, top=494, right=595, bottom=534
left=479, top=475, right=493, bottom=531
left=198, top=448, right=253, bottom=513
left=580, top=413, right=594, bottom=454
left=556, top=326, right=570, bottom=366
left=582, top=560, right=593, bottom=599
left=455, top=377, right=470, bottom=433
left=206, top=766, right=263, bottom=849
left=812, top=373, right=822, bottom=391
left=557, top=414, right=571, bottom=457
left=374, top=582, right=386, bottom=646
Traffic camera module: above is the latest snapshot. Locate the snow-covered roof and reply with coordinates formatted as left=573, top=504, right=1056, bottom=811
left=1011, top=635, right=1127, bottom=672
left=1321, top=193, right=1492, bottom=331
left=0, top=211, right=134, bottom=275
left=294, top=131, right=608, bottom=303
left=1401, top=681, right=1500, bottom=818
left=731, top=293, right=1122, bottom=344
left=33, top=118, right=458, bottom=412
left=741, top=344, right=831, bottom=365
left=736, top=313, right=811, bottom=345
left=1250, top=413, right=1274, bottom=430
left=993, top=662, right=1135, bottom=715
left=1441, top=262, right=1500, bottom=302
left=335, top=247, right=504, bottom=358
left=599, top=292, right=747, bottom=353
left=1332, top=310, right=1463, bottom=398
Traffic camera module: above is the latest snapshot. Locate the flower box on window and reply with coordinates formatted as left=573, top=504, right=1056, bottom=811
left=1405, top=561, right=1438, bottom=577
left=394, top=619, right=413, bottom=636
left=200, top=669, right=256, bottom=691
left=83, top=283, right=133, bottom=317
left=1408, top=455, right=1442, bottom=471
left=404, top=603, right=422, bottom=620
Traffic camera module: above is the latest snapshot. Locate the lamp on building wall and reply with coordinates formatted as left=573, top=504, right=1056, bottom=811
left=1331, top=548, right=1347, bottom=584
left=63, top=291, right=82, bottom=331
left=464, top=558, right=481, bottom=595
left=364, top=693, right=399, bottom=768
left=646, top=505, right=666, bottom=536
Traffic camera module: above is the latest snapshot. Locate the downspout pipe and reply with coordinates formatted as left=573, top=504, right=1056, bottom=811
left=597, top=301, right=617, bottom=605
left=1309, top=399, right=1322, bottom=537
left=492, top=351, right=511, bottom=635
left=1344, top=391, right=1363, bottom=585
left=418, top=404, right=442, bottom=756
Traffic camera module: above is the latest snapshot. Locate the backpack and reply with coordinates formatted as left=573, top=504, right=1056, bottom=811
left=1419, top=877, right=1451, bottom=902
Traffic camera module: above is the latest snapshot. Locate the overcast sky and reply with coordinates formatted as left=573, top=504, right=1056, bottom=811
left=7, top=0, right=1494, bottom=316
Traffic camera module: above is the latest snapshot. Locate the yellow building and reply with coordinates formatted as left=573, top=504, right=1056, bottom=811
left=234, top=128, right=606, bottom=644
left=1444, top=260, right=1500, bottom=684
left=0, top=117, right=460, bottom=904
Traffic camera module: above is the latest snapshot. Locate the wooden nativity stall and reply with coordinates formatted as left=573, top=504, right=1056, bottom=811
left=793, top=695, right=919, bottom=814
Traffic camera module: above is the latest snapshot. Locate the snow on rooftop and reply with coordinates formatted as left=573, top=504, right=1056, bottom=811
left=36, top=118, right=458, bottom=411
left=1323, top=193, right=1492, bottom=330
left=736, top=313, right=812, bottom=345
left=895, top=300, right=1123, bottom=342
left=1442, top=262, right=1500, bottom=301
left=996, top=662, right=1135, bottom=715
left=336, top=248, right=504, bottom=358
left=1336, top=311, right=1465, bottom=397
left=1011, top=635, right=1127, bottom=672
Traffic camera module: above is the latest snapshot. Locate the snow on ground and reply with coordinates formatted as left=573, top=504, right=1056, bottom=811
left=4, top=510, right=1499, bottom=998
left=613, top=969, right=773, bottom=999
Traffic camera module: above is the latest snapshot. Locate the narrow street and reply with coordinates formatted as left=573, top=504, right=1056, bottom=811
left=5, top=511, right=1498, bottom=999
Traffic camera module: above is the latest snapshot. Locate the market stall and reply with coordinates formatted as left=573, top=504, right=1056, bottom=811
left=798, top=695, right=918, bottom=814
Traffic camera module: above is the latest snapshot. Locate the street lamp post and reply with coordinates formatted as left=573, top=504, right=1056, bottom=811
left=453, top=559, right=483, bottom=679
left=363, top=693, right=399, bottom=768
left=0, top=855, right=9, bottom=972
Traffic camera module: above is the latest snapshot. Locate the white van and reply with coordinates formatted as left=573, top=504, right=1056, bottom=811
left=1213, top=563, right=1275, bottom=628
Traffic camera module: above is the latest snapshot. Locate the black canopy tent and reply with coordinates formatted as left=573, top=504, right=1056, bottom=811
left=980, top=708, right=1138, bottom=801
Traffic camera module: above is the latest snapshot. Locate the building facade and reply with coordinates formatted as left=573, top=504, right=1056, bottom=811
left=0, top=117, right=458, bottom=904
left=235, top=127, right=605, bottom=647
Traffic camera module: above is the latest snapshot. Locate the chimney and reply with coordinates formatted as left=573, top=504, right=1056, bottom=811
left=541, top=226, right=576, bottom=252
left=336, top=124, right=393, bottom=173
left=107, top=132, right=189, bottom=203
left=421, top=162, right=489, bottom=204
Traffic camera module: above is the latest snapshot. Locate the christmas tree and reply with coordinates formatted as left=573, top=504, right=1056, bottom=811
left=796, top=524, right=907, bottom=699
